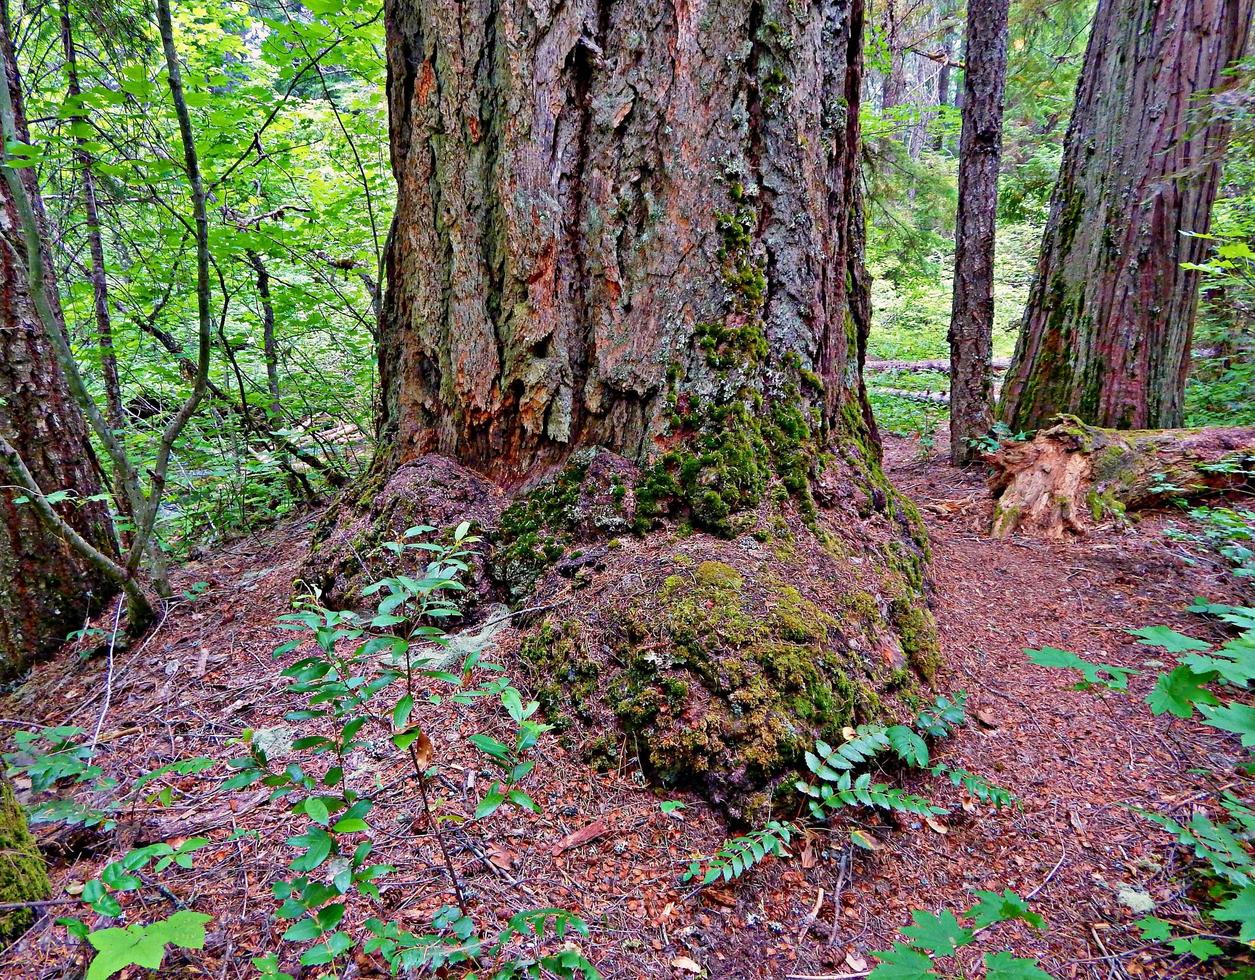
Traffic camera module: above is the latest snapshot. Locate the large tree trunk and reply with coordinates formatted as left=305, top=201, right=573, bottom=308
left=0, top=19, right=118, bottom=675
left=308, top=0, right=940, bottom=817
left=999, top=0, right=1254, bottom=432
left=378, top=0, right=877, bottom=496
left=988, top=416, right=1255, bottom=538
left=948, top=0, right=1009, bottom=465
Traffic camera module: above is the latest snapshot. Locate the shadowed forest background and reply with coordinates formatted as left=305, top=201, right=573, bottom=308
left=1, top=0, right=1255, bottom=977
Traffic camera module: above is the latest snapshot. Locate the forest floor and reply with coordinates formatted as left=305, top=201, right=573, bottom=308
left=2, top=435, right=1251, bottom=979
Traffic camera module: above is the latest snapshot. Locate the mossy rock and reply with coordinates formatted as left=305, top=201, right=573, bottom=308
left=0, top=779, right=49, bottom=942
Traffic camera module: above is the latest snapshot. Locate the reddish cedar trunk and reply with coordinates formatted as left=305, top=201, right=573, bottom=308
left=331, top=0, right=944, bottom=812
left=999, top=0, right=1254, bottom=431
left=380, top=0, right=876, bottom=496
left=947, top=0, right=1009, bottom=464
left=0, top=22, right=117, bottom=673
left=323, top=0, right=943, bottom=808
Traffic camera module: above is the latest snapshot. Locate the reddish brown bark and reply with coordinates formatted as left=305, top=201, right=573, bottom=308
left=948, top=0, right=1009, bottom=464
left=379, top=0, right=877, bottom=495
left=0, top=20, right=118, bottom=673
left=999, top=0, right=1254, bottom=431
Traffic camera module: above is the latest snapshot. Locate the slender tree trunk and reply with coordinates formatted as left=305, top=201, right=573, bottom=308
left=948, top=0, right=1009, bottom=464
left=999, top=0, right=1254, bottom=431
left=933, top=0, right=955, bottom=151
left=0, top=18, right=119, bottom=674
left=59, top=1, right=123, bottom=431
left=248, top=250, right=282, bottom=419
left=351, top=0, right=940, bottom=813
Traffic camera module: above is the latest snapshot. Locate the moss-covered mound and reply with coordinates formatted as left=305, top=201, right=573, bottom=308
left=511, top=503, right=938, bottom=819
left=0, top=779, right=49, bottom=942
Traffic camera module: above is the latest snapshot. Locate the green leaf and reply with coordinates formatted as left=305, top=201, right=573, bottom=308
left=1135, top=917, right=1173, bottom=941
left=967, top=890, right=1045, bottom=930
left=305, top=798, right=330, bottom=825
left=867, top=943, right=939, bottom=980
left=475, top=790, right=506, bottom=819
left=84, top=911, right=210, bottom=980
left=1168, top=936, right=1223, bottom=961
left=1199, top=702, right=1255, bottom=746
left=85, top=927, right=168, bottom=980
left=899, top=909, right=972, bottom=955
left=1128, top=626, right=1211, bottom=653
left=393, top=694, right=414, bottom=729
left=1026, top=647, right=1134, bottom=691
left=1214, top=884, right=1255, bottom=942
left=1146, top=667, right=1219, bottom=719
left=983, top=952, right=1052, bottom=979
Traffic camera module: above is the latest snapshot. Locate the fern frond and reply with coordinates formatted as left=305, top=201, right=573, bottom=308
left=804, top=726, right=890, bottom=779
left=915, top=692, right=968, bottom=738
left=796, top=771, right=945, bottom=819
left=684, top=820, right=797, bottom=885
left=929, top=764, right=1015, bottom=809
left=886, top=724, right=929, bottom=767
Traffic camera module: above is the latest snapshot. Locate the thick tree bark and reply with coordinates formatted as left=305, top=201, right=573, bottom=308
left=0, top=20, right=118, bottom=674
left=989, top=416, right=1255, bottom=538
left=342, top=0, right=942, bottom=814
left=380, top=0, right=876, bottom=495
left=999, top=0, right=1255, bottom=432
left=947, top=0, right=1009, bottom=464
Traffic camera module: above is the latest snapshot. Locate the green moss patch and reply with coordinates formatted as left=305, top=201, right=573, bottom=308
left=521, top=555, right=905, bottom=819
left=0, top=779, right=49, bottom=942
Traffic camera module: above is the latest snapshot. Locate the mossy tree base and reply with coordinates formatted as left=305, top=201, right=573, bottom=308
left=0, top=778, right=49, bottom=943
left=988, top=415, right=1255, bottom=538
left=497, top=453, right=938, bottom=821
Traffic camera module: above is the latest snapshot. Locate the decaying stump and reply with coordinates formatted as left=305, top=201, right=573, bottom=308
left=988, top=415, right=1255, bottom=537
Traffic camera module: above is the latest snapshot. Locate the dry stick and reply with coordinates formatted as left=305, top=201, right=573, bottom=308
left=87, top=597, right=123, bottom=762
left=828, top=847, right=852, bottom=945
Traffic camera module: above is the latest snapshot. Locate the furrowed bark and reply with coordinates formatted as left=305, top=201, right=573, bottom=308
left=344, top=0, right=944, bottom=816
left=999, top=0, right=1255, bottom=431
left=379, top=0, right=877, bottom=490
left=948, top=0, right=1009, bottom=464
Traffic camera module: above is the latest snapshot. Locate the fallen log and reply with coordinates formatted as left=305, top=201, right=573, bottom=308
left=866, top=358, right=1010, bottom=373
left=870, top=387, right=950, bottom=404
left=987, top=416, right=1255, bottom=538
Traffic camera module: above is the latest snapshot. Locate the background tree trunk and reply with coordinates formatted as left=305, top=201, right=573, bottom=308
left=0, top=18, right=118, bottom=675
left=948, top=0, right=1009, bottom=464
left=999, top=0, right=1255, bottom=432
